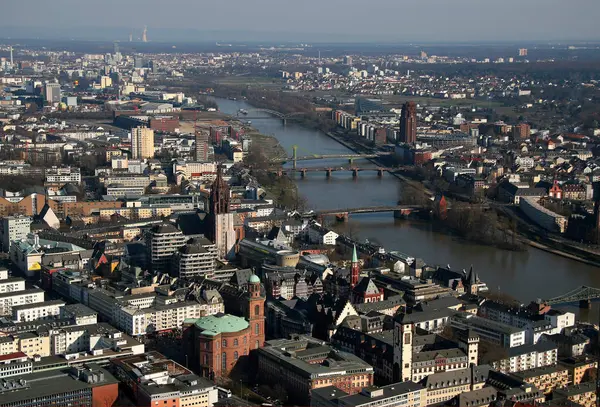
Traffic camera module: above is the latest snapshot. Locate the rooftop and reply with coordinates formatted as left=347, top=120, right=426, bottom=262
left=188, top=313, right=249, bottom=336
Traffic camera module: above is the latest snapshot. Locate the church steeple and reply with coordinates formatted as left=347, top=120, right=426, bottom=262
left=351, top=245, right=360, bottom=288
left=210, top=163, right=230, bottom=216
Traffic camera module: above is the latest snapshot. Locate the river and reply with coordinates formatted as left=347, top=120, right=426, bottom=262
left=215, top=97, right=600, bottom=319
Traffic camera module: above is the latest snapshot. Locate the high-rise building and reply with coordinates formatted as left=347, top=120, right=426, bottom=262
left=113, top=41, right=119, bottom=54
left=1, top=216, right=31, bottom=252
left=145, top=223, right=187, bottom=273
left=142, top=26, right=148, bottom=43
left=512, top=123, right=531, bottom=140
left=133, top=56, right=144, bottom=69
left=343, top=55, right=353, bottom=66
left=207, top=166, right=236, bottom=259
left=44, top=83, right=61, bottom=104
left=519, top=48, right=528, bottom=56
left=173, top=237, right=217, bottom=279
left=131, top=126, right=154, bottom=159
left=195, top=131, right=210, bottom=161
left=148, top=60, right=157, bottom=73
left=399, top=101, right=417, bottom=144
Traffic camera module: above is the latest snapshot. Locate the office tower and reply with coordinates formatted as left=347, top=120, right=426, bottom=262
left=207, top=166, right=236, bottom=260
left=113, top=41, right=119, bottom=54
left=173, top=238, right=217, bottom=278
left=1, top=216, right=31, bottom=252
left=9, top=46, right=13, bottom=67
left=142, top=26, right=148, bottom=42
left=131, top=126, right=155, bottom=159
left=195, top=131, right=209, bottom=161
left=343, top=55, right=353, bottom=66
left=145, top=223, right=186, bottom=273
left=129, top=32, right=133, bottom=42
left=399, top=101, right=417, bottom=144
left=148, top=60, right=157, bottom=73
left=134, top=56, right=144, bottom=69
left=420, top=51, right=428, bottom=59
left=44, top=83, right=61, bottom=103
left=519, top=48, right=528, bottom=56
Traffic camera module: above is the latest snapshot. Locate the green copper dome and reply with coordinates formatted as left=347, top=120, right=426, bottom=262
left=193, top=313, right=249, bottom=336
left=249, top=274, right=261, bottom=283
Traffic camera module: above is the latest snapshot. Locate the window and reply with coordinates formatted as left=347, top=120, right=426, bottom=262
left=255, top=323, right=259, bottom=335
left=243, top=337, right=247, bottom=344
left=234, top=351, right=239, bottom=360
left=234, top=339, right=238, bottom=346
left=255, top=305, right=260, bottom=316
left=255, top=340, right=259, bottom=349
left=222, top=352, right=227, bottom=371
left=222, top=339, right=227, bottom=347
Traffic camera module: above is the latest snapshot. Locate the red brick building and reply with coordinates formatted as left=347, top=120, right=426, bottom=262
left=149, top=116, right=179, bottom=132
left=184, top=274, right=265, bottom=379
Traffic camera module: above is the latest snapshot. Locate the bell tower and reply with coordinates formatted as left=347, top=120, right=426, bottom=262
left=393, top=317, right=413, bottom=382
left=247, top=273, right=265, bottom=349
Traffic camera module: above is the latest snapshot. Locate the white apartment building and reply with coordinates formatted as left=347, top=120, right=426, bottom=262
left=145, top=223, right=187, bottom=273
left=60, top=303, right=98, bottom=325
left=45, top=166, right=81, bottom=185
left=51, top=322, right=144, bottom=357
left=103, top=175, right=151, bottom=188
left=173, top=238, right=217, bottom=279
left=114, top=301, right=203, bottom=336
left=131, top=126, right=155, bottom=159
left=491, top=342, right=558, bottom=374
left=308, top=224, right=339, bottom=246
left=12, top=299, right=66, bottom=322
left=1, top=216, right=31, bottom=252
left=0, top=352, right=33, bottom=378
left=451, top=313, right=526, bottom=348
left=0, top=277, right=25, bottom=294
left=0, top=289, right=45, bottom=317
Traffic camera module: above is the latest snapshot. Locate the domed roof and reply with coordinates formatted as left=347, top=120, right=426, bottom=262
left=192, top=313, right=249, bottom=336
left=248, top=274, right=260, bottom=284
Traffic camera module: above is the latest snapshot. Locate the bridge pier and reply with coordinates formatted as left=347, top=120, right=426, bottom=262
left=349, top=157, right=354, bottom=166
left=326, top=169, right=332, bottom=178
left=335, top=213, right=349, bottom=222
left=352, top=169, right=359, bottom=178
left=579, top=299, right=592, bottom=309
left=377, top=169, right=384, bottom=177
left=300, top=169, right=307, bottom=178
left=282, top=118, right=287, bottom=126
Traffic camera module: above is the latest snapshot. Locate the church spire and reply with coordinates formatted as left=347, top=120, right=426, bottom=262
left=351, top=245, right=360, bottom=288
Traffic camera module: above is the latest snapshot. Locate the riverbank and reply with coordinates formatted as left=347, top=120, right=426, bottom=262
left=232, top=118, right=306, bottom=211
left=325, top=129, right=600, bottom=265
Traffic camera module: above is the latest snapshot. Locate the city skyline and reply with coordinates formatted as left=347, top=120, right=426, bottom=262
left=3, top=0, right=600, bottom=43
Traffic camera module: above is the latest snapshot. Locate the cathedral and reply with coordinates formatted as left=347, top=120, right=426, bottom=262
left=207, top=165, right=236, bottom=260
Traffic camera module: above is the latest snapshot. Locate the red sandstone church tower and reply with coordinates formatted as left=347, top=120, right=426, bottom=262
left=351, top=245, right=360, bottom=288
left=246, top=274, right=265, bottom=349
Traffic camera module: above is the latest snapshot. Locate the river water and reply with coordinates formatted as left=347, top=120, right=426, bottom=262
left=216, top=98, right=600, bottom=317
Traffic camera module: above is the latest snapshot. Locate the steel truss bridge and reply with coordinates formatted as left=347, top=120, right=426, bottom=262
left=545, top=286, right=600, bottom=306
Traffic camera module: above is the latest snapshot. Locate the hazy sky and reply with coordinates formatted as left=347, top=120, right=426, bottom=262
left=4, top=0, right=600, bottom=42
